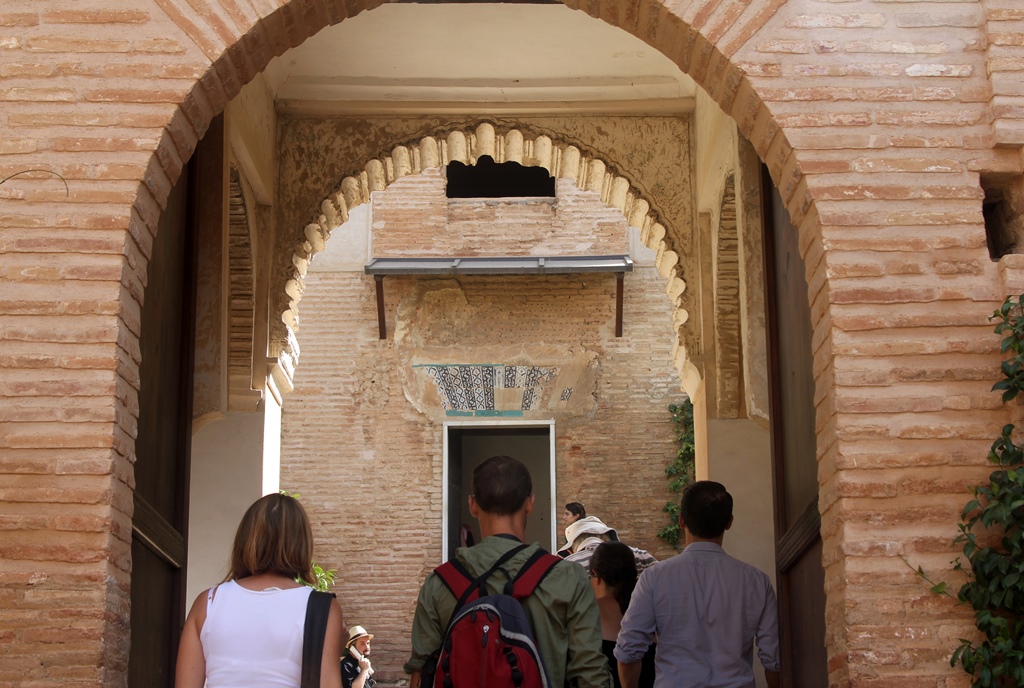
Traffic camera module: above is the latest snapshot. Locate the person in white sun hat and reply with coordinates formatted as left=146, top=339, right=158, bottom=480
left=559, top=516, right=658, bottom=573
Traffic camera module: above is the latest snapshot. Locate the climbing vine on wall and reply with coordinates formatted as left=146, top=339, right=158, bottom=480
left=949, top=295, right=1024, bottom=685
left=657, top=399, right=695, bottom=550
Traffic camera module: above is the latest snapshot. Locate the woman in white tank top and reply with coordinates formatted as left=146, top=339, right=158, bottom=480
left=174, top=494, right=344, bottom=688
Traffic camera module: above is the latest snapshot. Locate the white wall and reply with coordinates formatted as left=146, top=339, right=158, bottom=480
left=707, top=419, right=775, bottom=580
left=706, top=417, right=775, bottom=687
left=185, top=72, right=282, bottom=606
left=262, top=390, right=282, bottom=495
left=186, top=410, right=266, bottom=604
left=694, top=88, right=738, bottom=220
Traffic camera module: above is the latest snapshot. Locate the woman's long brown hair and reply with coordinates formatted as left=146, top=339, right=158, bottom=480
left=225, top=493, right=315, bottom=585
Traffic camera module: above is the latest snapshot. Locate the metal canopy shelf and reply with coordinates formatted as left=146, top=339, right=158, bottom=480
left=364, top=255, right=633, bottom=275
left=364, top=255, right=634, bottom=339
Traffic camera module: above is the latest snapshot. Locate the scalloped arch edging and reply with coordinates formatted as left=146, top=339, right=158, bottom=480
left=277, top=121, right=702, bottom=397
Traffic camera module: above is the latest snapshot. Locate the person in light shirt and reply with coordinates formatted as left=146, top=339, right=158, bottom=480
left=615, top=481, right=780, bottom=688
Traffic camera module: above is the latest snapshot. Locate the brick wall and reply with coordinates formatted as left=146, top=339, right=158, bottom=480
left=372, top=171, right=632, bottom=257
left=0, top=0, right=1021, bottom=685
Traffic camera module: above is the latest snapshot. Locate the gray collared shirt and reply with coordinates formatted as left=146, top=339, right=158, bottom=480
left=614, top=542, right=780, bottom=687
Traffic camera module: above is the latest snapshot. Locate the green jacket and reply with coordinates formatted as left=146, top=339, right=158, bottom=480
left=405, top=535, right=613, bottom=688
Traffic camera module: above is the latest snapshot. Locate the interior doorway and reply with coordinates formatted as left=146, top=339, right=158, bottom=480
left=443, top=422, right=555, bottom=561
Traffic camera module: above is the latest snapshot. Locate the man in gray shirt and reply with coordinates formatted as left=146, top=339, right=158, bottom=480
left=615, top=481, right=781, bottom=688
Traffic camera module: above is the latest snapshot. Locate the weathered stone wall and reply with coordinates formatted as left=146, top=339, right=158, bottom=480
left=282, top=175, right=683, bottom=682
left=0, top=0, right=1022, bottom=685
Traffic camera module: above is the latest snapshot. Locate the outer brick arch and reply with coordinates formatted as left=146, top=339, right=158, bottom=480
left=122, top=0, right=836, bottom=683
left=3, top=0, right=1017, bottom=682
left=279, top=121, right=701, bottom=396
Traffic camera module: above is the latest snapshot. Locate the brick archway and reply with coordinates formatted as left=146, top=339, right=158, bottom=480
left=0, top=0, right=1011, bottom=684
left=278, top=121, right=700, bottom=395
left=0, top=2, right=854, bottom=684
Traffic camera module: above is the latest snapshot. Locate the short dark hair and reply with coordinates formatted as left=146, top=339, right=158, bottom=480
left=227, top=493, right=315, bottom=584
left=565, top=502, right=586, bottom=519
left=680, top=480, right=733, bottom=539
left=473, top=455, right=532, bottom=515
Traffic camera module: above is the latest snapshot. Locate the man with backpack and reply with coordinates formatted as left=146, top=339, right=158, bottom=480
left=404, top=455, right=613, bottom=688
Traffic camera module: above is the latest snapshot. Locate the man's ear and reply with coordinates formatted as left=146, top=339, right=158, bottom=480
left=725, top=515, right=734, bottom=531
left=523, top=494, right=535, bottom=516
left=468, top=495, right=480, bottom=519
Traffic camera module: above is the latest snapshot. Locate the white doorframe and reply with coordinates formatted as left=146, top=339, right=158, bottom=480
left=442, top=419, right=556, bottom=562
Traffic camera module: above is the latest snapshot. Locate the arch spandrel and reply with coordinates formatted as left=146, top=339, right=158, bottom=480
left=276, top=121, right=699, bottom=397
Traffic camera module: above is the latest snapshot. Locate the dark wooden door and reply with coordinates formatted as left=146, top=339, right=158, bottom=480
left=128, top=115, right=225, bottom=686
left=762, top=166, right=829, bottom=686
left=127, top=156, right=197, bottom=687
left=447, top=428, right=464, bottom=561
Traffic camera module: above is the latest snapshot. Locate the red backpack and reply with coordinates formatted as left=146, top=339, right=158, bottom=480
left=421, top=544, right=561, bottom=688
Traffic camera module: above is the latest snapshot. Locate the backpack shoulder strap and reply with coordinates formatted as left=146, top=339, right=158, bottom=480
left=300, top=590, right=335, bottom=688
left=433, top=559, right=475, bottom=606
left=507, top=548, right=562, bottom=599
left=435, top=543, right=531, bottom=626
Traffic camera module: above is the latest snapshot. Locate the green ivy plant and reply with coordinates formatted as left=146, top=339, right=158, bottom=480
left=948, top=295, right=1024, bottom=686
left=310, top=562, right=338, bottom=593
left=657, top=400, right=696, bottom=549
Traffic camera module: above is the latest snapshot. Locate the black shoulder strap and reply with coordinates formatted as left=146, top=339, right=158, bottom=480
left=300, top=590, right=335, bottom=688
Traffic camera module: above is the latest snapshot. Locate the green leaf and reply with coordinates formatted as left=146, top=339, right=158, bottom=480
left=943, top=298, right=1024, bottom=682
left=659, top=398, right=694, bottom=551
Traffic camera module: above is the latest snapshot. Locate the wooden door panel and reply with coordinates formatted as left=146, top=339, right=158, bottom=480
left=783, top=537, right=828, bottom=687
left=762, top=165, right=828, bottom=686
left=128, top=157, right=195, bottom=687
left=127, top=537, right=178, bottom=687
left=129, top=115, right=223, bottom=686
